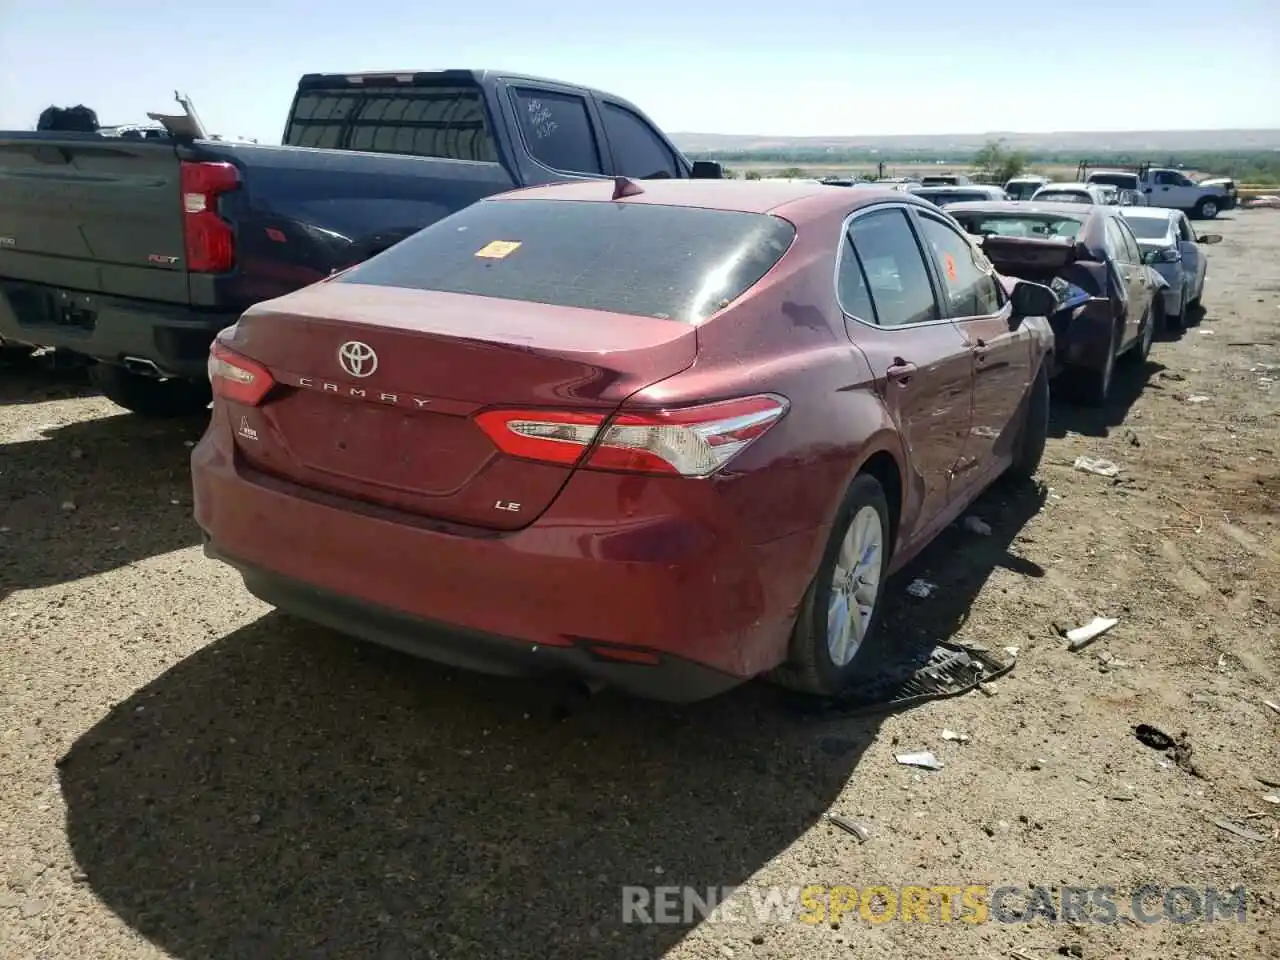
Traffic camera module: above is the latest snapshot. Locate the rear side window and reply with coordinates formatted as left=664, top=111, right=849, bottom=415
left=847, top=208, right=940, bottom=328
left=916, top=215, right=1003, bottom=317
left=338, top=198, right=796, bottom=323
left=511, top=89, right=603, bottom=175
left=284, top=86, right=498, bottom=162
left=600, top=102, right=680, bottom=179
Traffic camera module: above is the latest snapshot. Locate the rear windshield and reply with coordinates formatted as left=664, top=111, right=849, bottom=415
left=1122, top=216, right=1172, bottom=240
left=1089, top=173, right=1139, bottom=188
left=337, top=198, right=797, bottom=323
left=924, top=191, right=991, bottom=206
left=951, top=213, right=1084, bottom=240
left=283, top=85, right=498, bottom=162
left=1004, top=181, right=1042, bottom=200
left=1033, top=190, right=1092, bottom=204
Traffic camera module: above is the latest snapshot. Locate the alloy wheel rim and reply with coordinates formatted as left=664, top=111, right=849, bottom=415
left=827, top=505, right=884, bottom=667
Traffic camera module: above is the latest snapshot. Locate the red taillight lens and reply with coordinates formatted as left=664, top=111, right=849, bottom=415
left=208, top=341, right=274, bottom=406
left=473, top=395, right=788, bottom=477
left=181, top=160, right=239, bottom=273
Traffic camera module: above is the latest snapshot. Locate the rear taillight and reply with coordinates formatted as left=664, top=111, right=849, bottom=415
left=473, top=395, right=788, bottom=477
left=208, top=341, right=274, bottom=406
left=181, top=160, right=239, bottom=273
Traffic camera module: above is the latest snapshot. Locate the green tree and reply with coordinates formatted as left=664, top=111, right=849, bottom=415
left=744, top=169, right=762, bottom=180
left=777, top=167, right=807, bottom=179
left=972, top=139, right=1027, bottom=183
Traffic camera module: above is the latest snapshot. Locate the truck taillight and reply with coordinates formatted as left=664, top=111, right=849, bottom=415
left=208, top=341, right=274, bottom=406
left=181, top=161, right=239, bottom=273
left=473, top=395, right=789, bottom=478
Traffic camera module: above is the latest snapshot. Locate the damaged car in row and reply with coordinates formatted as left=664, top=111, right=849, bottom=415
left=947, top=200, right=1165, bottom=406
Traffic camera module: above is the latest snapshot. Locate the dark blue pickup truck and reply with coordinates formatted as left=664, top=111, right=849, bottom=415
left=0, top=69, right=720, bottom=415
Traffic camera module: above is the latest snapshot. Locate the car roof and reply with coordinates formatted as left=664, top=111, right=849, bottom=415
left=943, top=200, right=1098, bottom=218
left=493, top=178, right=931, bottom=220
left=1037, top=182, right=1094, bottom=190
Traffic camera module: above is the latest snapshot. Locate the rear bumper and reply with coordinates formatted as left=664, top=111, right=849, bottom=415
left=191, top=409, right=823, bottom=701
left=0, top=279, right=238, bottom=379
left=205, top=540, right=741, bottom=702
left=1049, top=299, right=1115, bottom=374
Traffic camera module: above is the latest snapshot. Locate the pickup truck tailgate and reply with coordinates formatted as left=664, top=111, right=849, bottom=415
left=0, top=136, right=191, bottom=302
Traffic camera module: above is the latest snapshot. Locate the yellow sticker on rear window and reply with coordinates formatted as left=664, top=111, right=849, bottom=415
left=475, top=240, right=522, bottom=259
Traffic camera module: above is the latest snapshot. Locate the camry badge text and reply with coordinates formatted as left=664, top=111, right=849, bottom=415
left=291, top=376, right=432, bottom=408
left=338, top=340, right=378, bottom=378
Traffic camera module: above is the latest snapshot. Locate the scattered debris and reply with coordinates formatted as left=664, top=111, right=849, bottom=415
left=1133, top=724, right=1204, bottom=778
left=896, top=751, right=944, bottom=771
left=1198, top=330, right=1214, bottom=336
left=1010, top=950, right=1041, bottom=960
left=1073, top=456, right=1119, bottom=478
left=1058, top=946, right=1084, bottom=959
left=1003, top=645, right=1020, bottom=658
left=1264, top=700, right=1280, bottom=717
left=1105, top=792, right=1137, bottom=802
left=979, top=682, right=999, bottom=697
left=1125, top=429, right=1140, bottom=447
left=1263, top=794, right=1279, bottom=805
left=1063, top=617, right=1119, bottom=652
left=787, top=642, right=1015, bottom=718
left=827, top=814, right=870, bottom=842
left=1212, top=818, right=1268, bottom=843
left=1258, top=774, right=1280, bottom=789
left=1159, top=370, right=1186, bottom=382
left=963, top=516, right=992, bottom=536
left=906, top=579, right=936, bottom=599
left=1187, top=394, right=1211, bottom=403
left=941, top=728, right=970, bottom=743
left=59, top=501, right=76, bottom=512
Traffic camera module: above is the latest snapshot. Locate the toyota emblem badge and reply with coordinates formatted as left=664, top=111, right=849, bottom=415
left=337, top=340, right=378, bottom=378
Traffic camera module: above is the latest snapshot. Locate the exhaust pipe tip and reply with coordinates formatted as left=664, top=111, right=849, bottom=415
left=121, top=356, right=168, bottom=378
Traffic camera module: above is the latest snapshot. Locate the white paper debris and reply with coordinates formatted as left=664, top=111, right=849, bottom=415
left=896, top=751, right=944, bottom=771
left=906, top=579, right=936, bottom=599
left=941, top=729, right=970, bottom=743
left=1073, top=456, right=1119, bottom=477
left=1186, top=395, right=1211, bottom=403
left=1066, top=617, right=1119, bottom=646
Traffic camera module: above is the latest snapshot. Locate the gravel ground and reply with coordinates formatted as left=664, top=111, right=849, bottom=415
left=2, top=211, right=1278, bottom=960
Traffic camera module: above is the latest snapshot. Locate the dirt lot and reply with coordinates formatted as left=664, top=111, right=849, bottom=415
left=2, top=211, right=1278, bottom=960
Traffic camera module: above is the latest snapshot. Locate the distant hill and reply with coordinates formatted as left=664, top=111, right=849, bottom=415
left=670, top=129, right=1280, bottom=154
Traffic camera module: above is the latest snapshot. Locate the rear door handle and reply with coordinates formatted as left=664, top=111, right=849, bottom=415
left=887, top=359, right=917, bottom=384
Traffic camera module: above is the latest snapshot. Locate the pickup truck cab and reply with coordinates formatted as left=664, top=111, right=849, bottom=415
left=1086, top=167, right=1235, bottom=219
left=0, top=69, right=720, bottom=416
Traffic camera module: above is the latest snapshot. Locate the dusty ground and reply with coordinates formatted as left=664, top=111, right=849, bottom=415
left=2, top=211, right=1278, bottom=960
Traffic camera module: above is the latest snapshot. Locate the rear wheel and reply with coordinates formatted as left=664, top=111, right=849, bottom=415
left=1007, top=364, right=1049, bottom=483
left=1074, top=321, right=1118, bottom=407
left=1193, top=197, right=1219, bottom=220
left=1167, top=287, right=1186, bottom=333
left=769, top=474, right=892, bottom=697
left=1126, top=301, right=1157, bottom=363
left=89, top=363, right=211, bottom=418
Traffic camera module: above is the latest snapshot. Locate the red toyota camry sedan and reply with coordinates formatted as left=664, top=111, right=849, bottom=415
left=192, top=178, right=1056, bottom=701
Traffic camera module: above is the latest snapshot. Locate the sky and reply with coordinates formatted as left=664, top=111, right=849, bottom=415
left=1, top=0, right=1277, bottom=142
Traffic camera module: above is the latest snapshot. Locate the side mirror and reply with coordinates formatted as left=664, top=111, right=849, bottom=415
left=1143, top=248, right=1180, bottom=264
left=1010, top=280, right=1057, bottom=320
left=690, top=160, right=723, bottom=180
left=1196, top=233, right=1223, bottom=245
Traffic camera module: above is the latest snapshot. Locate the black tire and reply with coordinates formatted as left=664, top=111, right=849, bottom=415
left=768, top=474, right=892, bottom=697
left=1072, top=320, right=1118, bottom=407
left=1007, top=363, right=1049, bottom=483
left=1125, top=301, right=1157, bottom=364
left=1193, top=197, right=1219, bottom=220
left=1166, top=288, right=1186, bottom=334
left=89, top=363, right=211, bottom=418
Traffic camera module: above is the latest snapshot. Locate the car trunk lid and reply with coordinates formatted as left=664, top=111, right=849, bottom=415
left=223, top=282, right=697, bottom=530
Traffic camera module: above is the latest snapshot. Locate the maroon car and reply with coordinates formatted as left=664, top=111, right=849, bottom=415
left=192, top=180, right=1056, bottom=701
left=946, top=201, right=1162, bottom=405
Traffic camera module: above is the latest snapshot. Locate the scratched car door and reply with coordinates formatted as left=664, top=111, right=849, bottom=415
left=912, top=209, right=1028, bottom=481
left=838, top=205, right=973, bottom=541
